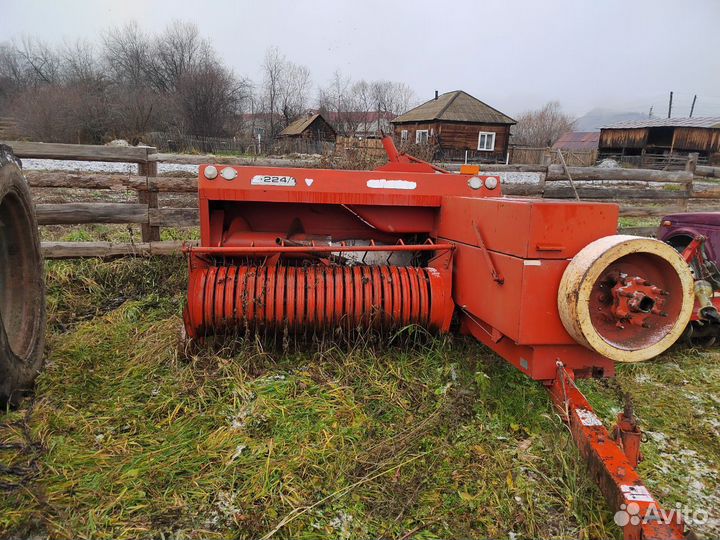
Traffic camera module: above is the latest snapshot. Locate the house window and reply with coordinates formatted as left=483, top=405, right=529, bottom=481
left=478, top=131, right=496, bottom=151
left=416, top=129, right=429, bottom=144
left=400, top=129, right=408, bottom=142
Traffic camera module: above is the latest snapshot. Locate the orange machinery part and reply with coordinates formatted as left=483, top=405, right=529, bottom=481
left=184, top=263, right=454, bottom=339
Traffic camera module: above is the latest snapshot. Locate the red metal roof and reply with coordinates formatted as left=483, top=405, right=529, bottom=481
left=552, top=131, right=600, bottom=151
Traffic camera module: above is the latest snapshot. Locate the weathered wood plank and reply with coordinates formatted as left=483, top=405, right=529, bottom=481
left=25, top=170, right=135, bottom=190
left=24, top=170, right=198, bottom=192
left=617, top=226, right=657, bottom=237
left=690, top=186, right=720, bottom=199
left=3, top=140, right=156, bottom=163
left=617, top=200, right=720, bottom=217
left=502, top=184, right=543, bottom=196
left=696, top=165, right=720, bottom=178
left=543, top=186, right=691, bottom=199
left=440, top=163, right=549, bottom=173
left=149, top=207, right=199, bottom=227
left=138, top=161, right=160, bottom=242
left=41, top=240, right=196, bottom=259
left=546, top=165, right=693, bottom=183
left=618, top=204, right=684, bottom=217
left=144, top=177, right=198, bottom=192
left=35, top=203, right=148, bottom=225
left=150, top=152, right=320, bottom=167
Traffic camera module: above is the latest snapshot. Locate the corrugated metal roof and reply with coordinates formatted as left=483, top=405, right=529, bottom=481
left=602, top=117, right=720, bottom=129
left=279, top=113, right=323, bottom=136
left=391, top=90, right=516, bottom=125
left=551, top=131, right=600, bottom=150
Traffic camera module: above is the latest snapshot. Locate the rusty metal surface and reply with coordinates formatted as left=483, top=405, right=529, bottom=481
left=603, top=117, right=720, bottom=129
left=548, top=363, right=686, bottom=540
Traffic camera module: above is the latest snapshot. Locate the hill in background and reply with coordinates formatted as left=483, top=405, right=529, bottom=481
left=574, top=108, right=648, bottom=131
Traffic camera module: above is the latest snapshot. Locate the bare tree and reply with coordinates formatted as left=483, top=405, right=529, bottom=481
left=513, top=101, right=576, bottom=147
left=260, top=47, right=312, bottom=137
left=102, top=21, right=154, bottom=87
left=152, top=20, right=212, bottom=92
left=0, top=44, right=24, bottom=109
left=174, top=62, right=250, bottom=138
left=371, top=80, right=414, bottom=116
left=60, top=39, right=103, bottom=85
left=318, top=71, right=363, bottom=136
left=15, top=37, right=61, bottom=86
left=318, top=74, right=415, bottom=136
left=279, top=63, right=311, bottom=125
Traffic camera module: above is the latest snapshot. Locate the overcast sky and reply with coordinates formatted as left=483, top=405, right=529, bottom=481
left=2, top=0, right=719, bottom=118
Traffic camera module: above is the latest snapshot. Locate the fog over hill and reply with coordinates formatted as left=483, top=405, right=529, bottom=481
left=573, top=108, right=649, bottom=131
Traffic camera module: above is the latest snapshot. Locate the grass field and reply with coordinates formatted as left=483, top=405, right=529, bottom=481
left=1, top=237, right=719, bottom=539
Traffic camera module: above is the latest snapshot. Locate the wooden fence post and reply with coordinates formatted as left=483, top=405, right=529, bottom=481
left=685, top=152, right=699, bottom=211
left=138, top=154, right=160, bottom=242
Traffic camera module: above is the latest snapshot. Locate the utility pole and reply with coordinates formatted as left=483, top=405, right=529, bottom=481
left=667, top=91, right=673, bottom=118
left=690, top=95, right=697, bottom=117
left=648, top=105, right=654, bottom=118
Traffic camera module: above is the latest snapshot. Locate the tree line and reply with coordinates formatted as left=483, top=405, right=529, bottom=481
left=0, top=21, right=415, bottom=145
left=0, top=20, right=575, bottom=149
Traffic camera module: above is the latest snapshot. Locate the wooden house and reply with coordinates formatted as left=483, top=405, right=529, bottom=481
left=391, top=90, right=516, bottom=162
left=278, top=113, right=336, bottom=142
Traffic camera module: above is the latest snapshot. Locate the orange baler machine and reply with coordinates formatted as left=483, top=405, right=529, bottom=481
left=183, top=138, right=695, bottom=540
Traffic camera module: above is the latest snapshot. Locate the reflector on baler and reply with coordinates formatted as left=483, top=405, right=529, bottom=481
left=183, top=137, right=697, bottom=538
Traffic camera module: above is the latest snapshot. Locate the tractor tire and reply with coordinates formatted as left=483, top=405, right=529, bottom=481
left=0, top=145, right=45, bottom=407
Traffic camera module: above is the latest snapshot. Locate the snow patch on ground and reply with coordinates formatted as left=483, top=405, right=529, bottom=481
left=22, top=158, right=198, bottom=175
left=494, top=172, right=544, bottom=185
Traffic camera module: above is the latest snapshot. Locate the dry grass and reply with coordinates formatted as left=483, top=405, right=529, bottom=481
left=0, top=250, right=718, bottom=539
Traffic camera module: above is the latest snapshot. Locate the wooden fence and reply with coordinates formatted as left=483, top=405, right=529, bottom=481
left=335, top=136, right=387, bottom=159
left=2, top=140, right=720, bottom=259
left=597, top=152, right=711, bottom=170
left=509, top=146, right=598, bottom=166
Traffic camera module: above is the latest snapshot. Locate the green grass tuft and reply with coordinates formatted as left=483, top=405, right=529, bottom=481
left=1, top=255, right=718, bottom=539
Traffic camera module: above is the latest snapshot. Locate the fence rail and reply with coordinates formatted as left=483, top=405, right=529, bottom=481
left=509, top=146, right=598, bottom=166
left=2, top=140, right=719, bottom=259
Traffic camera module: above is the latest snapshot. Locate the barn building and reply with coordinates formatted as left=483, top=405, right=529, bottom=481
left=278, top=112, right=336, bottom=142
left=599, top=117, right=720, bottom=165
left=391, top=90, right=516, bottom=162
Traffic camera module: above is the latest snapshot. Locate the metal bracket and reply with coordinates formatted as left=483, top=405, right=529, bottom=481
left=548, top=362, right=686, bottom=540
left=472, top=221, right=504, bottom=285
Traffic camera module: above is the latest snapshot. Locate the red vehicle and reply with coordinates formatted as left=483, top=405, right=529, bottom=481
left=658, top=212, right=720, bottom=345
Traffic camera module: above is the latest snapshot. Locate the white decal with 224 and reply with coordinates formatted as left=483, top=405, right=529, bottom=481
left=251, top=174, right=297, bottom=187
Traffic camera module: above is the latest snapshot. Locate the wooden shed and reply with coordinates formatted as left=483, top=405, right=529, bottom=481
left=279, top=113, right=336, bottom=142
left=391, top=90, right=516, bottom=162
left=599, top=117, right=720, bottom=165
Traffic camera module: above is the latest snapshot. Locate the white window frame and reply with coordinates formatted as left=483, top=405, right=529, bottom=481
left=416, top=129, right=429, bottom=144
left=477, top=131, right=496, bottom=151
left=400, top=129, right=408, bottom=142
